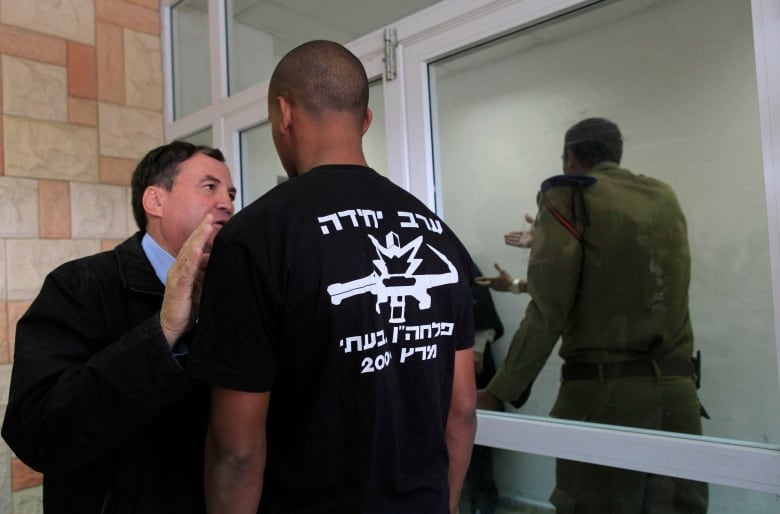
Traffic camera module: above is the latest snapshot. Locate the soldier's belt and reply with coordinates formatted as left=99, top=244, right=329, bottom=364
left=561, top=358, right=694, bottom=381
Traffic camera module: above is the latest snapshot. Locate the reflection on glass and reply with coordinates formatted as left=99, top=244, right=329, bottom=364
left=240, top=122, right=286, bottom=204
left=460, top=449, right=776, bottom=514
left=179, top=126, right=213, bottom=147
left=171, top=0, right=211, bottom=119
left=365, top=80, right=388, bottom=176
left=226, top=0, right=441, bottom=96
left=431, top=0, right=780, bottom=436
left=430, top=0, right=777, bottom=460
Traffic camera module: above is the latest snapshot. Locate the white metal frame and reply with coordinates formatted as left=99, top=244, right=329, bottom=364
left=752, top=0, right=780, bottom=393
left=161, top=0, right=780, bottom=495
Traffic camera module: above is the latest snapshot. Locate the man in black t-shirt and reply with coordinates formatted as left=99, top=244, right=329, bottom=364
left=188, top=40, right=477, bottom=514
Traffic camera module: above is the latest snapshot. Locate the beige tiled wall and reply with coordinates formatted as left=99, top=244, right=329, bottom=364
left=0, top=1, right=163, bottom=511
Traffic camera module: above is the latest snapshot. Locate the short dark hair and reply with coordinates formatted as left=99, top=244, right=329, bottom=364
left=130, top=141, right=225, bottom=232
left=268, top=40, right=368, bottom=127
left=564, top=118, right=623, bottom=169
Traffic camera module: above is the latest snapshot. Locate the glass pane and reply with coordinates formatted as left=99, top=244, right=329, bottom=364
left=461, top=449, right=777, bottom=513
left=240, top=122, right=286, bottom=204
left=178, top=126, right=213, bottom=147
left=365, top=80, right=388, bottom=176
left=430, top=0, right=780, bottom=446
left=171, top=0, right=212, bottom=119
left=227, top=0, right=442, bottom=95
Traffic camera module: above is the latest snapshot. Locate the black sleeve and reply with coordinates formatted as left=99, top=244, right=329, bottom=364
left=188, top=236, right=280, bottom=392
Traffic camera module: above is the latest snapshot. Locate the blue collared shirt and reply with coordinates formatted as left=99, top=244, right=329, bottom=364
left=141, top=233, right=188, bottom=359
left=141, top=233, right=175, bottom=286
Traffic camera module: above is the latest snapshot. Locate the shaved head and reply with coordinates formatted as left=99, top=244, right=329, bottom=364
left=268, top=40, right=369, bottom=127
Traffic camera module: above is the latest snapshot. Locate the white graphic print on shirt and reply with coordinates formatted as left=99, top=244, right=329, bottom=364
left=321, top=209, right=462, bottom=375
left=327, top=231, right=458, bottom=323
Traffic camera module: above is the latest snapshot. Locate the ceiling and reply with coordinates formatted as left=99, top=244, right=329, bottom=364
left=177, top=0, right=670, bottom=73
left=230, top=0, right=441, bottom=52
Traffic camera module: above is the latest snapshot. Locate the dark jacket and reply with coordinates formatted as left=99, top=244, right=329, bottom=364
left=2, top=233, right=208, bottom=513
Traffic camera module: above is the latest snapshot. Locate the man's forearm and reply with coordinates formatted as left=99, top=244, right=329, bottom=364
left=445, top=408, right=477, bottom=513
left=204, top=432, right=265, bottom=514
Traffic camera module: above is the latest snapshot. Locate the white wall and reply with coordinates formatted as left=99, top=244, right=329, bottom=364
left=432, top=0, right=779, bottom=511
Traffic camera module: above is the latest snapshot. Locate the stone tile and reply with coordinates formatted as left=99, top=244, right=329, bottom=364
left=0, top=361, right=10, bottom=399
left=127, top=187, right=139, bottom=235
left=0, top=430, right=10, bottom=514
left=0, top=177, right=38, bottom=238
left=100, top=156, right=137, bottom=186
left=71, top=183, right=129, bottom=239
left=12, top=485, right=43, bottom=514
left=11, top=458, right=42, bottom=491
left=67, top=42, right=97, bottom=100
left=0, top=0, right=95, bottom=45
left=6, top=240, right=99, bottom=301
left=96, top=21, right=125, bottom=105
left=0, top=145, right=4, bottom=175
left=39, top=181, right=71, bottom=239
left=101, top=239, right=124, bottom=252
left=0, top=302, right=7, bottom=364
left=98, top=103, right=163, bottom=160
left=0, top=361, right=9, bottom=398
left=68, top=97, right=98, bottom=126
left=4, top=116, right=98, bottom=182
left=0, top=239, right=6, bottom=300
left=0, top=54, right=3, bottom=142
left=125, top=29, right=162, bottom=111
left=128, top=0, right=159, bottom=9
left=2, top=56, right=67, bottom=122
left=7, top=301, right=31, bottom=362
left=96, top=0, right=159, bottom=35
left=0, top=24, right=67, bottom=67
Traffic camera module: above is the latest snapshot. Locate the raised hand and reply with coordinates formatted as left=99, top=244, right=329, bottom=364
left=504, top=213, right=535, bottom=248
left=160, top=214, right=215, bottom=346
left=475, top=262, right=514, bottom=291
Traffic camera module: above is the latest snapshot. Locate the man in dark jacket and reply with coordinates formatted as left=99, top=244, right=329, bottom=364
left=1, top=141, right=235, bottom=513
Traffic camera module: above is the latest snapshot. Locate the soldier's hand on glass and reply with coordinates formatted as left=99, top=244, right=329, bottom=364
left=475, top=262, right=514, bottom=292
left=504, top=213, right=535, bottom=248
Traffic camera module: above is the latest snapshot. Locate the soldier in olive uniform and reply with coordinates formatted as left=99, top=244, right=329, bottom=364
left=477, top=118, right=708, bottom=514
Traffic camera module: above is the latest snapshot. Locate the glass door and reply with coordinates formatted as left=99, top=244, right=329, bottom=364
left=403, top=0, right=780, bottom=511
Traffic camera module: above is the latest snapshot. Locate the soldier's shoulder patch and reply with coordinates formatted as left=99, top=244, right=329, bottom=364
left=541, top=174, right=597, bottom=192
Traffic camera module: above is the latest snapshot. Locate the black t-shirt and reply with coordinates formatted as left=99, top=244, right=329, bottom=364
left=189, top=165, right=475, bottom=514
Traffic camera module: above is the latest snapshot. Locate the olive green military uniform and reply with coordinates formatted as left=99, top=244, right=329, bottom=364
left=487, top=162, right=708, bottom=514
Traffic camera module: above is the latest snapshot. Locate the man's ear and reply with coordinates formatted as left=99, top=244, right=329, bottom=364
left=361, top=107, right=373, bottom=136
left=142, top=186, right=165, bottom=219
left=277, top=96, right=293, bottom=135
